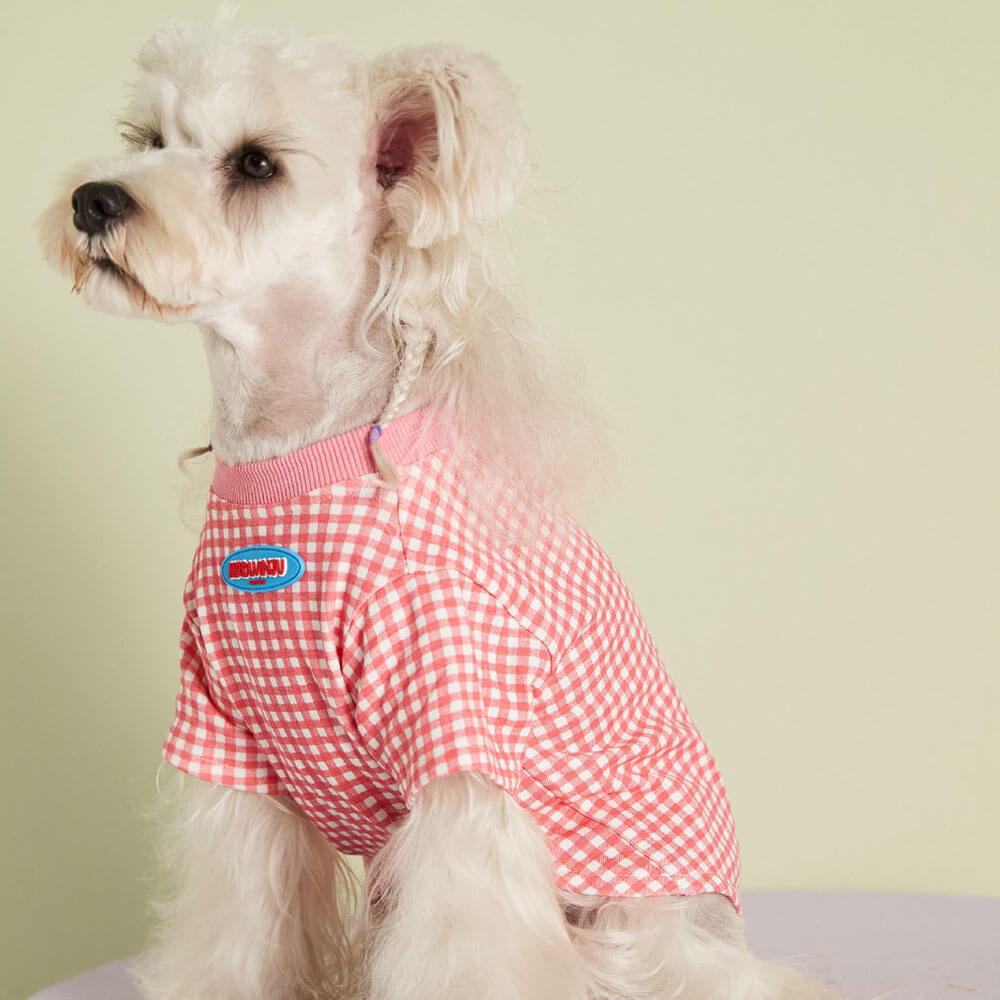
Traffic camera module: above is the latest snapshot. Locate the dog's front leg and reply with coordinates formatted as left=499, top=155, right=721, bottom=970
left=363, top=772, right=588, bottom=1000
left=136, top=775, right=361, bottom=1000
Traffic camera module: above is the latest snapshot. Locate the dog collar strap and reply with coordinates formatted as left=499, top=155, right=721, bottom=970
left=211, top=406, right=448, bottom=505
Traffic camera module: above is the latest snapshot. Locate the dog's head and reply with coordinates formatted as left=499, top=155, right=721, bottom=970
left=37, top=14, right=529, bottom=325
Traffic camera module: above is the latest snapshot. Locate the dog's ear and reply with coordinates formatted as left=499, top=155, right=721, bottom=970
left=368, top=45, right=529, bottom=247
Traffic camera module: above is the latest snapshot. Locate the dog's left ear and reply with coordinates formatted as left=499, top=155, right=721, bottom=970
left=368, top=45, right=529, bottom=248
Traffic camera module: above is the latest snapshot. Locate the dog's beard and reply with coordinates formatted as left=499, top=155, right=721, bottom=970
left=61, top=228, right=195, bottom=321
left=72, top=247, right=143, bottom=299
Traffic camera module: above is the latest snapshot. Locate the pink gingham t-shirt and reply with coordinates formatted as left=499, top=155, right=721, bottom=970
left=164, top=408, right=741, bottom=907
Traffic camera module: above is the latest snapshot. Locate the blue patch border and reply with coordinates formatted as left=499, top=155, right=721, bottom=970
left=221, top=545, right=305, bottom=593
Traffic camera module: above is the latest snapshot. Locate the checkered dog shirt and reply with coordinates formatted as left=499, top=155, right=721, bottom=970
left=164, top=407, right=741, bottom=907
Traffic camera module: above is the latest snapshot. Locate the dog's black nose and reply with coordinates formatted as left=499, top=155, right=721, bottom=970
left=71, top=182, right=137, bottom=236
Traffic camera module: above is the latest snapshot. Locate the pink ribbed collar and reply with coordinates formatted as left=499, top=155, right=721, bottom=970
left=211, top=407, right=449, bottom=505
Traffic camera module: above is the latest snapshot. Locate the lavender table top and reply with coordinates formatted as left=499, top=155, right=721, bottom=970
left=24, top=891, right=1000, bottom=1000
left=742, top=891, right=999, bottom=998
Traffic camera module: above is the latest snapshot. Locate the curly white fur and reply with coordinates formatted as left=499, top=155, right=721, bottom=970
left=136, top=772, right=363, bottom=1000
left=38, top=9, right=843, bottom=1000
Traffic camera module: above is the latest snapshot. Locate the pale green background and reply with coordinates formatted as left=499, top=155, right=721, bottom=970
left=4, top=1, right=998, bottom=997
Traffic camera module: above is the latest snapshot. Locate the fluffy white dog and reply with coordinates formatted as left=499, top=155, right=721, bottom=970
left=38, top=10, right=842, bottom=1000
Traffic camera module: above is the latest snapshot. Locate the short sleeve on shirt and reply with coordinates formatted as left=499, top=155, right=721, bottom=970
left=163, top=610, right=285, bottom=794
left=347, top=571, right=551, bottom=808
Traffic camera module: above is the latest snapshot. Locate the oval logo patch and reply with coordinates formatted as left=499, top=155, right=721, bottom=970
left=221, top=545, right=304, bottom=593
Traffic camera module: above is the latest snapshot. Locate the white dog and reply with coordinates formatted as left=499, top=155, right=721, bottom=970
left=38, top=10, right=843, bottom=1000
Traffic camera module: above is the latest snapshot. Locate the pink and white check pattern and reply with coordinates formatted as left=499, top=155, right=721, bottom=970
left=164, top=408, right=741, bottom=907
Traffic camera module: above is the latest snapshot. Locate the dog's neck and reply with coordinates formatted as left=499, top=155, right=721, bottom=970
left=197, top=260, right=422, bottom=466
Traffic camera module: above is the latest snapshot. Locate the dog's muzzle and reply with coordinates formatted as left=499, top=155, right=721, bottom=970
left=71, top=181, right=137, bottom=236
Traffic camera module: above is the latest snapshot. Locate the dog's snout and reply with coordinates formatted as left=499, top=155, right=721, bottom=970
left=71, top=181, right=137, bottom=236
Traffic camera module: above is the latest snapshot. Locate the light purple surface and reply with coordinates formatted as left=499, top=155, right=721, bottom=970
left=25, top=959, right=140, bottom=1000
left=24, top=892, right=1000, bottom=1000
left=742, top=891, right=1000, bottom=999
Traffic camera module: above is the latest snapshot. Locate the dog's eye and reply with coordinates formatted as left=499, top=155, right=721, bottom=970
left=237, top=149, right=276, bottom=180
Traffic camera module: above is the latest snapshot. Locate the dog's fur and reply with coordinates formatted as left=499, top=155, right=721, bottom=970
left=38, top=9, right=843, bottom=1000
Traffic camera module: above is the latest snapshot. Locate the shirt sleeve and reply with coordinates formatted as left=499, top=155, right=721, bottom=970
left=162, top=606, right=286, bottom=794
left=345, top=570, right=551, bottom=808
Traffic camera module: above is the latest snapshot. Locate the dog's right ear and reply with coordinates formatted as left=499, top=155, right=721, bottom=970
left=367, top=45, right=529, bottom=248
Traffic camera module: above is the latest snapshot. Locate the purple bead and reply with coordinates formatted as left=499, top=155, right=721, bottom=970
left=368, top=424, right=383, bottom=444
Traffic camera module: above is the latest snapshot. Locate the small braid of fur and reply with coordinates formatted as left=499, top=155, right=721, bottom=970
left=369, top=324, right=434, bottom=485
